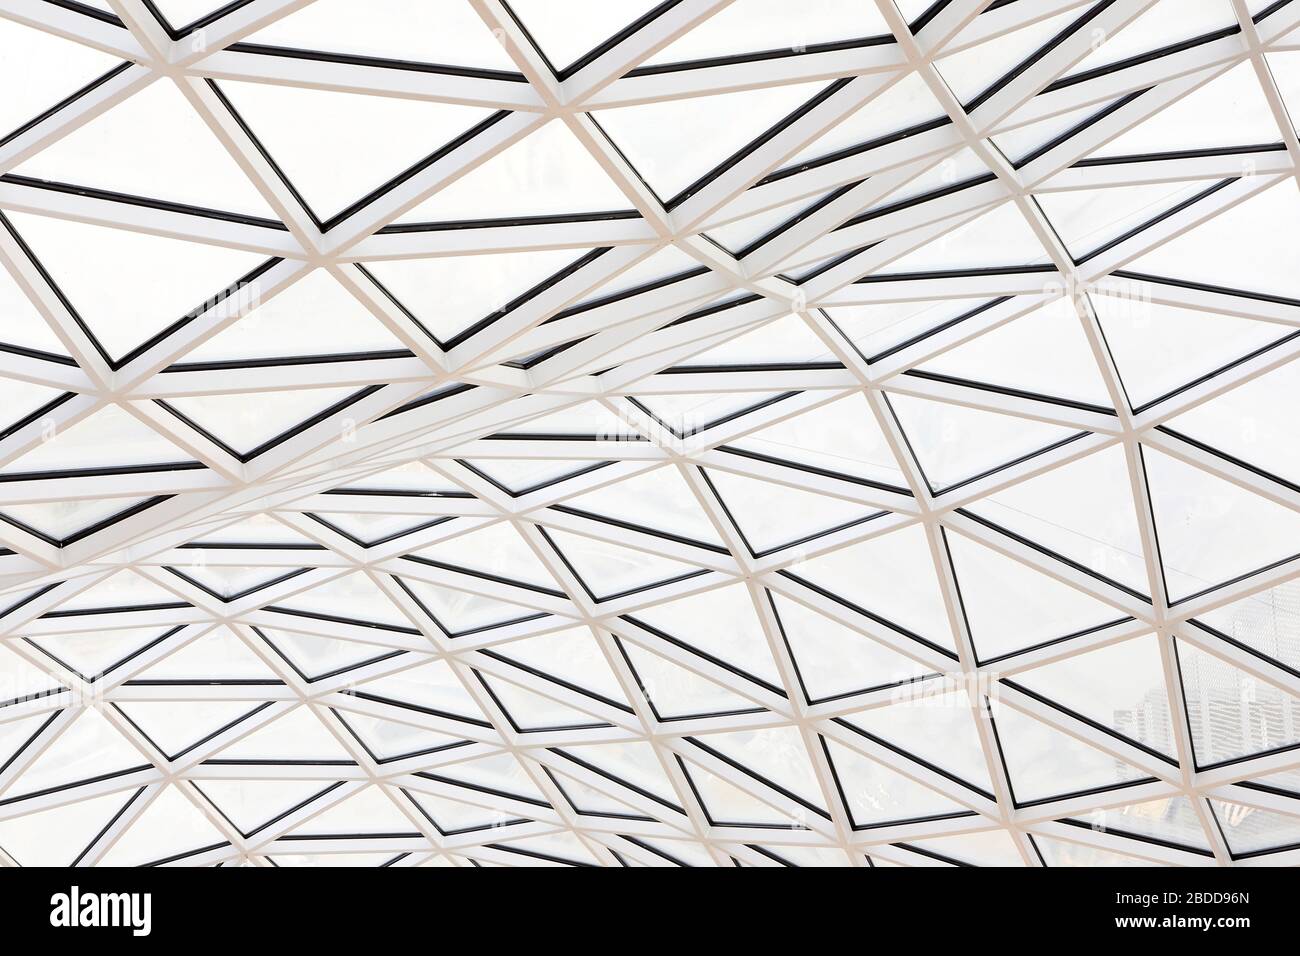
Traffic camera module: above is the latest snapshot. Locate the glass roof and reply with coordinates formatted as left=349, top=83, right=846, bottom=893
left=0, top=0, right=1299, bottom=869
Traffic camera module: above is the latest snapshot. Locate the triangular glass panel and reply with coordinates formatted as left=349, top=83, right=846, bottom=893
left=770, top=589, right=934, bottom=702
left=260, top=628, right=402, bottom=681
left=114, top=700, right=265, bottom=761
left=881, top=202, right=1052, bottom=273
left=1144, top=444, right=1300, bottom=601
left=272, top=570, right=412, bottom=629
left=913, top=298, right=1114, bottom=407
left=98, top=784, right=228, bottom=866
left=213, top=705, right=354, bottom=762
left=823, top=736, right=974, bottom=827
left=195, top=778, right=337, bottom=836
left=351, top=659, right=487, bottom=724
left=617, top=637, right=763, bottom=719
left=1123, top=179, right=1300, bottom=299
left=789, top=524, right=959, bottom=653
left=365, top=247, right=588, bottom=345
left=1212, top=795, right=1300, bottom=855
left=1091, top=61, right=1283, bottom=158
left=0, top=788, right=140, bottom=866
left=993, top=703, right=1154, bottom=804
left=214, top=79, right=494, bottom=223
left=1162, top=357, right=1300, bottom=487
left=947, top=528, right=1128, bottom=660
left=5, top=211, right=266, bottom=364
left=181, top=269, right=407, bottom=363
left=0, top=18, right=120, bottom=142
left=242, top=0, right=521, bottom=72
left=336, top=711, right=467, bottom=763
left=410, top=522, right=561, bottom=592
left=397, top=119, right=632, bottom=222
left=1193, top=581, right=1300, bottom=673
left=592, top=82, right=825, bottom=202
left=7, top=708, right=146, bottom=798
left=1094, top=294, right=1288, bottom=410
left=163, top=385, right=361, bottom=458
left=396, top=575, right=549, bottom=635
left=14, top=80, right=277, bottom=218
left=1009, top=633, right=1176, bottom=759
left=1176, top=636, right=1300, bottom=767
left=704, top=466, right=881, bottom=554
left=841, top=684, right=996, bottom=795
left=887, top=391, right=1081, bottom=492
left=628, top=581, right=783, bottom=689
left=966, top=444, right=1150, bottom=593
left=479, top=673, right=609, bottom=731
left=727, top=392, right=906, bottom=486
left=492, top=627, right=627, bottom=704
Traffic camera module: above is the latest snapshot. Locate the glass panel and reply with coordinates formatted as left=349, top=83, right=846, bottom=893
left=791, top=524, right=959, bottom=651
left=645, top=0, right=890, bottom=64
left=243, top=0, right=520, bottom=71
left=1009, top=633, right=1176, bottom=757
left=214, top=79, right=493, bottom=222
left=629, top=581, right=783, bottom=686
left=591, top=82, right=824, bottom=201
left=14, top=80, right=276, bottom=217
left=1177, top=636, right=1300, bottom=766
left=6, top=211, right=265, bottom=363
left=396, top=119, right=632, bottom=222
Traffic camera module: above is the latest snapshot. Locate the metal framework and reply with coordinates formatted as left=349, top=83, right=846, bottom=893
left=0, top=0, right=1299, bottom=867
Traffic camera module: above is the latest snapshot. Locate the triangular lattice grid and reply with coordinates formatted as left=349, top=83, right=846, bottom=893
left=1, top=0, right=1299, bottom=868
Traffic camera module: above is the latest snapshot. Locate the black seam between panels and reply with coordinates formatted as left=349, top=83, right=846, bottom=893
left=899, top=368, right=1117, bottom=415
left=164, top=349, right=415, bottom=372
left=625, top=34, right=897, bottom=78
left=0, top=766, right=154, bottom=808
left=259, top=604, right=422, bottom=635
left=0, top=173, right=291, bottom=231
left=1043, top=24, right=1243, bottom=94
left=376, top=210, right=641, bottom=233
left=1072, top=142, right=1288, bottom=167
left=224, top=42, right=528, bottom=82
left=0, top=391, right=78, bottom=443
left=340, top=689, right=495, bottom=730
left=1012, top=88, right=1150, bottom=169
left=714, top=443, right=914, bottom=494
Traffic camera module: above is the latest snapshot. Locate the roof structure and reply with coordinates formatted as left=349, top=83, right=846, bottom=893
left=0, top=0, right=1299, bottom=868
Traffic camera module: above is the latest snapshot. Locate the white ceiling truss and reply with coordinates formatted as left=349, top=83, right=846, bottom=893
left=0, top=0, right=1299, bottom=867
